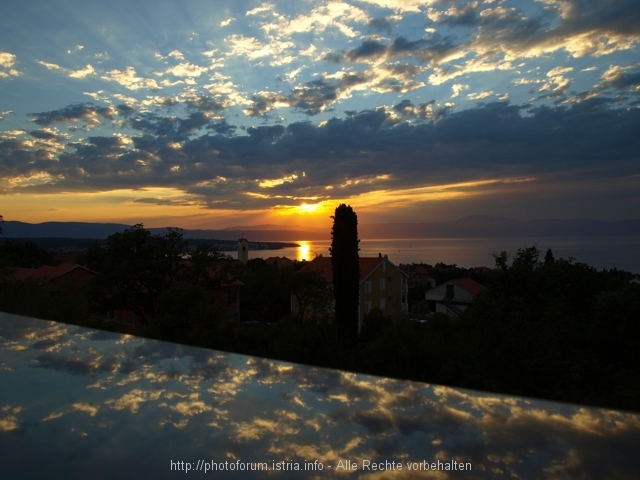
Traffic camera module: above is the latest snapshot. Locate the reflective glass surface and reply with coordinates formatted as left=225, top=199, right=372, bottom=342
left=1, top=312, right=639, bottom=479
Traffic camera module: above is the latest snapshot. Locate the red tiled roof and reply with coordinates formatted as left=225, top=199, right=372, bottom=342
left=12, top=263, right=91, bottom=282
left=299, top=256, right=386, bottom=283
left=264, top=256, right=292, bottom=266
left=451, top=277, right=487, bottom=295
left=414, top=266, right=429, bottom=275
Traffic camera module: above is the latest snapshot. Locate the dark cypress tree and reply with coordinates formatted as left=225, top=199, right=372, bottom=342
left=544, top=248, right=555, bottom=265
left=330, top=204, right=360, bottom=348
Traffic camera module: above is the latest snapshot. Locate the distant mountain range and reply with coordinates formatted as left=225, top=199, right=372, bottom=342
left=2, top=215, right=640, bottom=241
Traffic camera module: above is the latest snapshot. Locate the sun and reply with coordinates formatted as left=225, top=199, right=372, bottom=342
left=298, top=203, right=321, bottom=213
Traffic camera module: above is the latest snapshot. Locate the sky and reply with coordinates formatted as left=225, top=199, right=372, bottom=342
left=1, top=0, right=639, bottom=230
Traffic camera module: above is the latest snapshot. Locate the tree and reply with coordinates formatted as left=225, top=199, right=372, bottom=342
left=330, top=204, right=360, bottom=348
left=0, top=240, right=55, bottom=268
left=287, top=269, right=334, bottom=324
left=90, top=224, right=187, bottom=324
left=181, top=243, right=232, bottom=289
left=544, top=248, right=555, bottom=265
left=0, top=215, right=3, bottom=235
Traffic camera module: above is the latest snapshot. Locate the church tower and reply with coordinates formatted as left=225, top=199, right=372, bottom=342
left=237, top=237, right=249, bottom=264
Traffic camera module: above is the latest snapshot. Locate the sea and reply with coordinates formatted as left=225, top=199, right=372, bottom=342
left=245, top=237, right=640, bottom=274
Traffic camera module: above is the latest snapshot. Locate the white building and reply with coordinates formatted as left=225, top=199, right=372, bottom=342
left=424, top=277, right=487, bottom=318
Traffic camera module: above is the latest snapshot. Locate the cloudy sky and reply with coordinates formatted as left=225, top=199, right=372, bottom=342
left=1, top=0, right=639, bottom=229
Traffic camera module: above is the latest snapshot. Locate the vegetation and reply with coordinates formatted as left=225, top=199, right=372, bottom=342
left=1, top=224, right=639, bottom=412
left=330, top=204, right=360, bottom=348
left=0, top=240, right=56, bottom=268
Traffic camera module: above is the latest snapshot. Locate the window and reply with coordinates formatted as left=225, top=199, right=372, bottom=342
left=379, top=298, right=386, bottom=310
left=365, top=281, right=372, bottom=294
left=365, top=301, right=372, bottom=314
left=380, top=279, right=386, bottom=290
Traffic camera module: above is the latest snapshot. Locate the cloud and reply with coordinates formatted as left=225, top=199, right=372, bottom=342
left=246, top=4, right=274, bottom=16
left=29, top=128, right=62, bottom=141
left=184, top=95, right=227, bottom=112
left=29, top=103, right=115, bottom=127
left=467, top=0, right=640, bottom=60
left=246, top=65, right=426, bottom=117
left=36, top=60, right=63, bottom=71
left=168, top=50, right=185, bottom=60
left=548, top=66, right=574, bottom=77
left=321, top=0, right=640, bottom=92
left=431, top=1, right=481, bottom=27
left=366, top=15, right=401, bottom=33
left=68, top=64, right=95, bottom=78
left=105, top=388, right=164, bottom=413
left=102, top=66, right=161, bottom=91
left=2, top=98, right=635, bottom=213
left=67, top=45, right=84, bottom=54
left=540, top=74, right=572, bottom=98
left=451, top=84, right=469, bottom=98
left=392, top=99, right=440, bottom=120
left=226, top=34, right=294, bottom=61
left=0, top=52, right=20, bottom=77
left=596, top=63, right=640, bottom=91
left=356, top=0, right=437, bottom=13
left=34, top=352, right=101, bottom=375
left=467, top=91, right=493, bottom=100
left=37, top=61, right=96, bottom=78
left=164, top=62, right=209, bottom=77
left=261, top=2, right=369, bottom=38
left=325, top=35, right=459, bottom=66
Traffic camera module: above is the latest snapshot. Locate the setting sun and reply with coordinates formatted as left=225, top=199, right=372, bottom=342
left=298, top=203, right=320, bottom=214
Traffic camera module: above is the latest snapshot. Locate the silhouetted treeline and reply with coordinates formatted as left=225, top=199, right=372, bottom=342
left=1, top=233, right=639, bottom=412
left=0, top=240, right=55, bottom=268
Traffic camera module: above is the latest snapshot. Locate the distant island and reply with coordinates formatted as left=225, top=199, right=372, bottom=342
left=2, top=216, right=640, bottom=242
left=0, top=237, right=298, bottom=255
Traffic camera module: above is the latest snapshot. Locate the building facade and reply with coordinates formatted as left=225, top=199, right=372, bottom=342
left=294, top=255, right=409, bottom=330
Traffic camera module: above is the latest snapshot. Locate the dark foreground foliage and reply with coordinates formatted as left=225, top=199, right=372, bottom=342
left=1, top=235, right=639, bottom=412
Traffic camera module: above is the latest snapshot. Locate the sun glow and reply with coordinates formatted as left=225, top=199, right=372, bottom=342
left=298, top=203, right=320, bottom=213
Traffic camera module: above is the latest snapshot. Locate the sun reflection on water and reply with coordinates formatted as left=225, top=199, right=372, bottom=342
left=298, top=241, right=311, bottom=262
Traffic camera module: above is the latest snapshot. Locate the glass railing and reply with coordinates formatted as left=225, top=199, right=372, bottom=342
left=1, top=311, right=639, bottom=478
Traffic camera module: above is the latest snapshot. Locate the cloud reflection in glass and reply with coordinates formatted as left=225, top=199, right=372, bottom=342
left=1, top=313, right=639, bottom=479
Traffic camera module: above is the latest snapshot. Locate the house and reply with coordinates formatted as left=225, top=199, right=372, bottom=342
left=424, top=277, right=487, bottom=318
left=294, top=255, right=409, bottom=329
left=630, top=276, right=640, bottom=286
left=399, top=263, right=436, bottom=288
left=11, top=263, right=96, bottom=296
left=264, top=256, right=294, bottom=270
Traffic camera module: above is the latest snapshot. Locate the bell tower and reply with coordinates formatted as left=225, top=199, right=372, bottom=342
left=237, top=237, right=249, bottom=264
